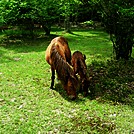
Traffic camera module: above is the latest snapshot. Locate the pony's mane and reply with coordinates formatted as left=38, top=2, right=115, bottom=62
left=50, top=44, right=77, bottom=84
left=57, top=36, right=68, bottom=45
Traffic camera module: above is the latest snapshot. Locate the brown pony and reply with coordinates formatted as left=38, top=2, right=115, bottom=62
left=71, top=51, right=89, bottom=96
left=45, top=37, right=78, bottom=100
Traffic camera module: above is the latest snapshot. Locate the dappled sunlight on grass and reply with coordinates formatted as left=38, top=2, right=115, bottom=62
left=0, top=28, right=134, bottom=133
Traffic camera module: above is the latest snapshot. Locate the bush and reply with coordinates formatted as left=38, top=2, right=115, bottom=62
left=88, top=59, right=134, bottom=104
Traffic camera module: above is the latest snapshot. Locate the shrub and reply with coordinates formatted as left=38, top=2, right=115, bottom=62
left=88, top=59, right=134, bottom=104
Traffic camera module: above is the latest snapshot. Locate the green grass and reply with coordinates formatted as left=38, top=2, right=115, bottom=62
left=0, top=28, right=134, bottom=134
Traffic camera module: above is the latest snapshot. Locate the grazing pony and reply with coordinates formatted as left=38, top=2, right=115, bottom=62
left=71, top=51, right=89, bottom=96
left=45, top=37, right=78, bottom=100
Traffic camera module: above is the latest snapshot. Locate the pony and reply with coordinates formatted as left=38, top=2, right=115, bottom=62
left=45, top=37, right=78, bottom=100
left=71, top=51, right=89, bottom=96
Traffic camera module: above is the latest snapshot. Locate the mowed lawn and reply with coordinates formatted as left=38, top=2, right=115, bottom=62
left=0, top=28, right=134, bottom=134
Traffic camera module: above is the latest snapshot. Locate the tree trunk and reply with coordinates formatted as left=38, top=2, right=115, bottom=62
left=64, top=16, right=71, bottom=33
left=42, top=24, right=51, bottom=35
left=114, top=36, right=133, bottom=60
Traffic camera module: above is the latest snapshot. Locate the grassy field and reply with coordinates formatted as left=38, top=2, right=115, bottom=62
left=0, top=27, right=134, bottom=134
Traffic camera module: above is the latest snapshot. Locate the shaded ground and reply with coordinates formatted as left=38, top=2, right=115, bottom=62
left=88, top=59, right=134, bottom=106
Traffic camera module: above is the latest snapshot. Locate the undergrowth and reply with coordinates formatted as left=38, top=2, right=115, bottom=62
left=88, top=59, right=134, bottom=105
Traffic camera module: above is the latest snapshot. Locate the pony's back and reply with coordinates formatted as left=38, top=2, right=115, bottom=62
left=45, top=37, right=71, bottom=65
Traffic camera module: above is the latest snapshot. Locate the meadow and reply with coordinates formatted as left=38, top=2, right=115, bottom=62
left=0, top=27, right=134, bottom=134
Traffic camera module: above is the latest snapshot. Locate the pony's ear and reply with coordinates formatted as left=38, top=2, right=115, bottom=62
left=83, top=54, right=86, bottom=60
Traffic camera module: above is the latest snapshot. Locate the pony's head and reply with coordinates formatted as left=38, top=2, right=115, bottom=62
left=64, top=74, right=78, bottom=100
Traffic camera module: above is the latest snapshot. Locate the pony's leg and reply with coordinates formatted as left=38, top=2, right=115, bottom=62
left=82, top=79, right=89, bottom=97
left=50, top=66, right=55, bottom=89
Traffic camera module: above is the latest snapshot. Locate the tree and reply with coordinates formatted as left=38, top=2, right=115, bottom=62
left=60, top=0, right=81, bottom=33
left=78, top=0, right=100, bottom=22
left=0, top=0, right=60, bottom=35
left=99, top=0, right=134, bottom=60
left=35, top=0, right=60, bottom=35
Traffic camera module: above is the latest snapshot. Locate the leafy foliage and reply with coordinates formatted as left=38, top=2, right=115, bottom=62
left=59, top=0, right=81, bottom=32
left=99, top=0, right=134, bottom=60
left=0, top=0, right=60, bottom=35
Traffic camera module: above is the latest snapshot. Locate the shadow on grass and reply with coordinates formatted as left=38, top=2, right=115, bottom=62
left=47, top=58, right=134, bottom=108
left=52, top=83, right=86, bottom=103
left=1, top=34, right=57, bottom=48
left=0, top=27, right=109, bottom=53
left=0, top=30, right=60, bottom=54
left=0, top=33, right=59, bottom=63
left=87, top=58, right=134, bottom=109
